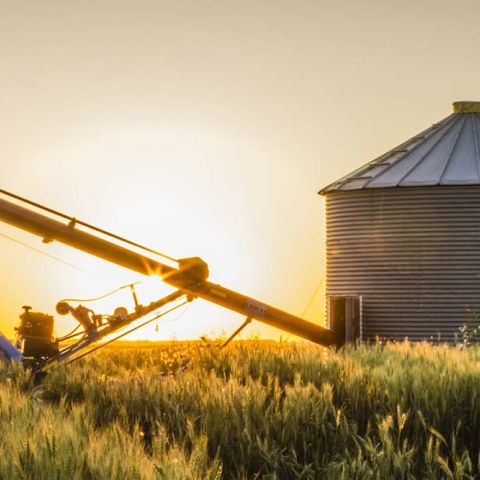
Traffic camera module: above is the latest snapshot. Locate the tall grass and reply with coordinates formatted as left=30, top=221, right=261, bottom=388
left=2, top=340, right=480, bottom=478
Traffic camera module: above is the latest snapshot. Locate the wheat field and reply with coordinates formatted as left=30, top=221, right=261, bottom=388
left=1, top=339, right=480, bottom=479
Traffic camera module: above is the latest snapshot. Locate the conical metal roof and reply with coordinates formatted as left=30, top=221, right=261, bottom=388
left=320, top=101, right=480, bottom=194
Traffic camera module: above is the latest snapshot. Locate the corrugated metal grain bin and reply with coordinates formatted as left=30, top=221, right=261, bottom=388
left=319, top=101, right=480, bottom=344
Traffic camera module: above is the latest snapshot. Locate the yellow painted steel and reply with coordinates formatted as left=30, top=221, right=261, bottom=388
left=452, top=101, right=480, bottom=113
left=0, top=196, right=340, bottom=347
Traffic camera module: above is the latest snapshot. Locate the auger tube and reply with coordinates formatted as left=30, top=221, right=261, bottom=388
left=0, top=195, right=339, bottom=347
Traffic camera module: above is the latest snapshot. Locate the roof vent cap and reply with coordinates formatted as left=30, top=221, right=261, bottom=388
left=452, top=101, right=480, bottom=113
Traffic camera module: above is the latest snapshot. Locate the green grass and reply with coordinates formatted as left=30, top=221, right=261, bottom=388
left=2, top=339, right=480, bottom=478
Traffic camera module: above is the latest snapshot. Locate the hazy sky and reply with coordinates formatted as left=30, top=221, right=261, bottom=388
left=1, top=0, right=480, bottom=340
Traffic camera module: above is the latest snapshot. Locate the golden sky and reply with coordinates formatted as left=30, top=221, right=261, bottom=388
left=1, top=0, right=480, bottom=340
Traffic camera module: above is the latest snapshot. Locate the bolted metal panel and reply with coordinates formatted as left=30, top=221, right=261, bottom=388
left=325, top=186, right=480, bottom=343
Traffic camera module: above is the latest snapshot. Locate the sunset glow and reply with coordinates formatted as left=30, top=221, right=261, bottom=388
left=1, top=1, right=480, bottom=341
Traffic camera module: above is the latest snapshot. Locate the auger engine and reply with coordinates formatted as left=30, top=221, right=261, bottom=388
left=15, top=306, right=59, bottom=359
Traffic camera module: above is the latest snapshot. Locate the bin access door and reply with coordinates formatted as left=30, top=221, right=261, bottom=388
left=329, top=296, right=362, bottom=344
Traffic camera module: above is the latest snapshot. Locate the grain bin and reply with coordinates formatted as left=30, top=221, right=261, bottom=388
left=319, top=101, right=480, bottom=344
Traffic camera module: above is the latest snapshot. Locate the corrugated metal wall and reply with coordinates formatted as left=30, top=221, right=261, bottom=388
left=325, top=186, right=480, bottom=343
